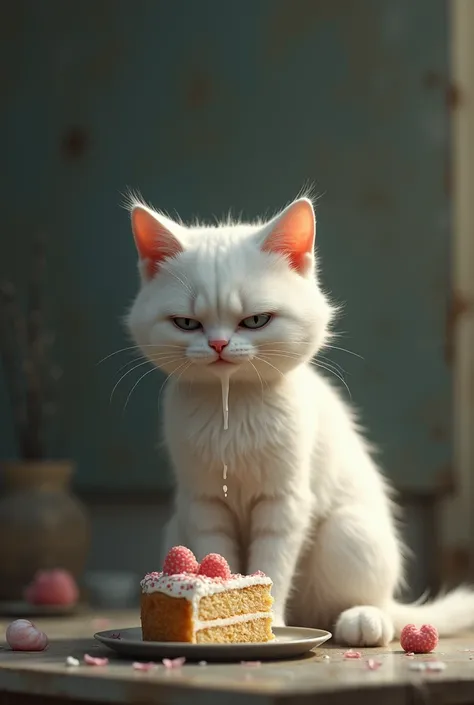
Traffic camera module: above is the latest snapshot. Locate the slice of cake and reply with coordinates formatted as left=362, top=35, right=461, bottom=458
left=140, top=546, right=274, bottom=644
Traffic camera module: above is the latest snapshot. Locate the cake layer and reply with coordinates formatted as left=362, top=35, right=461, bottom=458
left=141, top=590, right=274, bottom=643
left=141, top=592, right=194, bottom=642
left=197, top=617, right=273, bottom=644
left=199, top=584, right=273, bottom=620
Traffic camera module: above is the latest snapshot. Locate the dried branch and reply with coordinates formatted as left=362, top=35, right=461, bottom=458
left=0, top=232, right=60, bottom=460
left=24, top=232, right=47, bottom=459
left=0, top=282, right=27, bottom=455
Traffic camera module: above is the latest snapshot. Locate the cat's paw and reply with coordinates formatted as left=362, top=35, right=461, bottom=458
left=334, top=606, right=394, bottom=647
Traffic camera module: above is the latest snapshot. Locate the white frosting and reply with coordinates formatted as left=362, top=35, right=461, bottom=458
left=141, top=571, right=272, bottom=598
left=141, top=570, right=273, bottom=644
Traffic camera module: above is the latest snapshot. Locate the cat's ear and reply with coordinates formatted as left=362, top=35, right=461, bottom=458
left=131, top=206, right=184, bottom=280
left=261, top=198, right=315, bottom=276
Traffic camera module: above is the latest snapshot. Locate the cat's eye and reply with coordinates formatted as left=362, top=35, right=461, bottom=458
left=239, top=314, right=272, bottom=330
left=172, top=317, right=202, bottom=331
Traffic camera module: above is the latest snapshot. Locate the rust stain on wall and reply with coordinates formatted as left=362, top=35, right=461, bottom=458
left=445, top=290, right=471, bottom=365
left=422, top=71, right=463, bottom=110
left=265, top=0, right=336, bottom=61
left=61, top=127, right=90, bottom=161
left=446, top=83, right=463, bottom=110
left=185, top=71, right=213, bottom=110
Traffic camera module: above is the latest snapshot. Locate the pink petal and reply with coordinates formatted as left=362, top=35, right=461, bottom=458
left=162, top=657, right=185, bottom=669
left=84, top=654, right=109, bottom=666
left=110, top=633, right=121, bottom=640
left=133, top=662, right=157, bottom=671
left=366, top=659, right=382, bottom=670
left=344, top=650, right=362, bottom=659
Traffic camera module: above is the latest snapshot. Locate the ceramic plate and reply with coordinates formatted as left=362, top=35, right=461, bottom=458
left=94, top=626, right=332, bottom=661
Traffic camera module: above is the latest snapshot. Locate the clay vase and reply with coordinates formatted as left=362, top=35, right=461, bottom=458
left=0, top=460, right=90, bottom=601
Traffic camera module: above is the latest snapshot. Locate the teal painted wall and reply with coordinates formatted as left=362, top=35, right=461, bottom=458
left=0, top=0, right=451, bottom=493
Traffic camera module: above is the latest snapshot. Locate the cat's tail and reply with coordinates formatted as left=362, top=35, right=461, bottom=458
left=389, top=586, right=474, bottom=637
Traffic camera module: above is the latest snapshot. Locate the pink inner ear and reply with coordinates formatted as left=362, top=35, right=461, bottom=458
left=262, top=200, right=315, bottom=272
left=132, top=207, right=182, bottom=278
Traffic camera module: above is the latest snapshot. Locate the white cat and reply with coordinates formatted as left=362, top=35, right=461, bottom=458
left=126, top=195, right=474, bottom=646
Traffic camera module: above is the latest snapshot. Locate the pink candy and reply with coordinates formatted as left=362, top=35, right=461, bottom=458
left=6, top=619, right=49, bottom=651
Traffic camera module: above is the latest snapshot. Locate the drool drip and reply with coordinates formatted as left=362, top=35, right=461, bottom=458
left=221, top=373, right=230, bottom=498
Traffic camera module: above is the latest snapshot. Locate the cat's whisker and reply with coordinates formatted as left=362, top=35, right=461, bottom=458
left=98, top=343, right=184, bottom=365
left=157, top=360, right=192, bottom=407
left=122, top=366, right=160, bottom=414
left=324, top=344, right=364, bottom=360
left=318, top=354, right=346, bottom=377
left=117, top=355, right=146, bottom=374
left=259, top=339, right=363, bottom=362
left=248, top=360, right=266, bottom=404
left=174, top=360, right=193, bottom=385
left=123, top=358, right=191, bottom=414
left=313, top=361, right=352, bottom=399
left=110, top=359, right=153, bottom=403
left=117, top=351, right=189, bottom=375
left=262, top=351, right=346, bottom=378
left=110, top=355, right=184, bottom=402
left=162, top=265, right=194, bottom=297
left=254, top=356, right=287, bottom=380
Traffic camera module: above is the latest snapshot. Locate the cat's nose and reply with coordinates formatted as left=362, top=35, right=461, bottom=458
left=208, top=339, right=229, bottom=354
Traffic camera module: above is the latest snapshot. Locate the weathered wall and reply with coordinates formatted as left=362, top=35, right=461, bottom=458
left=0, top=0, right=457, bottom=594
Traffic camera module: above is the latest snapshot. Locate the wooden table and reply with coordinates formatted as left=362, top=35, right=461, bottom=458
left=1, top=611, right=474, bottom=705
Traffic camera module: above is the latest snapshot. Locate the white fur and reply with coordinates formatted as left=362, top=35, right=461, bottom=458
left=126, top=196, right=474, bottom=646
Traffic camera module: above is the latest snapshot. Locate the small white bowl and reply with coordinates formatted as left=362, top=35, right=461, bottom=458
left=84, top=570, right=139, bottom=609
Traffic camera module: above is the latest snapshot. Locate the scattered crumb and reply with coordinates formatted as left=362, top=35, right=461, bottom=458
left=162, top=657, right=185, bottom=669
left=408, top=661, right=447, bottom=672
left=84, top=654, right=109, bottom=666
left=110, top=633, right=121, bottom=640
left=321, top=654, right=330, bottom=661
left=366, top=659, right=382, bottom=670
left=344, top=650, right=362, bottom=659
left=240, top=661, right=262, bottom=667
left=405, top=652, right=415, bottom=657
left=65, top=656, right=80, bottom=667
left=198, top=661, right=207, bottom=666
left=133, top=662, right=157, bottom=672
left=426, top=661, right=446, bottom=672
left=409, top=662, right=427, bottom=671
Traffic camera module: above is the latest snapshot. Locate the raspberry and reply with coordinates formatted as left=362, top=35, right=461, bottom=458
left=162, top=546, right=199, bottom=575
left=198, top=553, right=231, bottom=580
left=400, top=624, right=438, bottom=654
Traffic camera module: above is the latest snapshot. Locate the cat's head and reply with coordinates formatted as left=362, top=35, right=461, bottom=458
left=126, top=197, right=335, bottom=383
